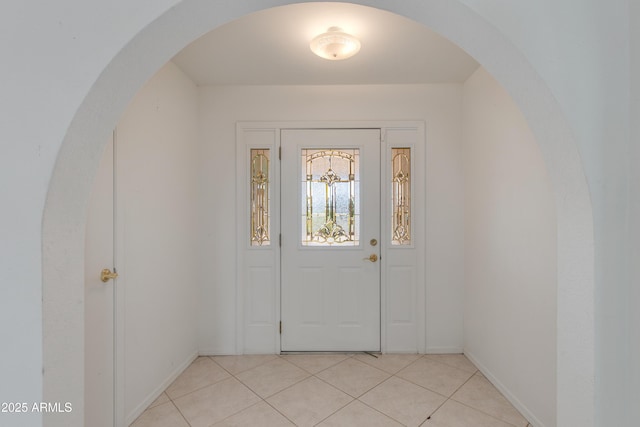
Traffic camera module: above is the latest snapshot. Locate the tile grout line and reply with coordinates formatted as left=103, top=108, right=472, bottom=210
left=445, top=398, right=523, bottom=427
left=207, top=399, right=295, bottom=427
left=228, top=355, right=314, bottom=423
left=247, top=355, right=357, bottom=427
left=304, top=357, right=397, bottom=424
left=167, top=356, right=266, bottom=427
left=391, top=356, right=479, bottom=426
left=164, top=356, right=238, bottom=401
left=260, top=394, right=300, bottom=426
left=238, top=370, right=311, bottom=401
left=310, top=359, right=391, bottom=399
left=137, top=354, right=530, bottom=427
left=354, top=353, right=423, bottom=375
left=259, top=371, right=355, bottom=423
left=281, top=353, right=354, bottom=376
left=394, top=356, right=477, bottom=399
left=354, top=378, right=422, bottom=426
left=270, top=354, right=369, bottom=425
left=207, top=354, right=276, bottom=376
left=448, top=367, right=478, bottom=397
left=417, top=369, right=478, bottom=426
left=159, top=359, right=210, bottom=427
left=423, top=354, right=479, bottom=375
left=168, top=399, right=193, bottom=427
left=256, top=355, right=359, bottom=426
left=355, top=400, right=408, bottom=426
left=389, top=374, right=452, bottom=400
left=420, top=368, right=526, bottom=427
left=312, top=360, right=457, bottom=427
left=310, top=396, right=355, bottom=426
left=302, top=355, right=477, bottom=426
left=164, top=373, right=234, bottom=402
left=446, top=370, right=530, bottom=427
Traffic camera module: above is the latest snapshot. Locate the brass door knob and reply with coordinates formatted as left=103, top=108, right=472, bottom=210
left=363, top=254, right=378, bottom=262
left=100, top=268, right=118, bottom=283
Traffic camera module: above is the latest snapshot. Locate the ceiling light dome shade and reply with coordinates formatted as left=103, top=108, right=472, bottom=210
left=310, top=27, right=361, bottom=60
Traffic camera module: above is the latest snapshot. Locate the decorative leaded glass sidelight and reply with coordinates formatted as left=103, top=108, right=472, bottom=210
left=301, top=149, right=359, bottom=246
left=250, top=149, right=270, bottom=246
left=392, top=148, right=411, bottom=245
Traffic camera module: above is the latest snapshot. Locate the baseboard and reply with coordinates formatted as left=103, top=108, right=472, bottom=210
left=198, top=348, right=238, bottom=356
left=125, top=351, right=198, bottom=425
left=424, top=346, right=464, bottom=354
left=464, top=351, right=546, bottom=427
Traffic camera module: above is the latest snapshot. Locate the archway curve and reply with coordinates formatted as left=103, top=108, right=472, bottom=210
left=42, top=1, right=595, bottom=426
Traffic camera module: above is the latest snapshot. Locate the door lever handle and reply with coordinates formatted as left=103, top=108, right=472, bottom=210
left=100, top=268, right=118, bottom=283
left=363, top=254, right=378, bottom=262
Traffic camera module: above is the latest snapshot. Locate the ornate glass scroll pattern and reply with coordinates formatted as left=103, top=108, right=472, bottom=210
left=302, top=149, right=359, bottom=246
left=392, top=148, right=411, bottom=245
left=250, top=149, right=270, bottom=246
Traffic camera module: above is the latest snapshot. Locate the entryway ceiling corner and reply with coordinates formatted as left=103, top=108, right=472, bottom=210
left=171, top=2, right=479, bottom=86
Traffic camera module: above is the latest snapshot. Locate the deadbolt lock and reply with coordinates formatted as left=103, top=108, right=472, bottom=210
left=370, top=238, right=378, bottom=246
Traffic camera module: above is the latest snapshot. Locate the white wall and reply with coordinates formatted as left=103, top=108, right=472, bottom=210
left=197, top=83, right=465, bottom=355
left=114, top=62, right=200, bottom=423
left=458, top=4, right=629, bottom=424
left=463, top=67, right=557, bottom=426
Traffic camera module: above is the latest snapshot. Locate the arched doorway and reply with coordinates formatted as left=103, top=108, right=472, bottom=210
left=42, top=1, right=595, bottom=426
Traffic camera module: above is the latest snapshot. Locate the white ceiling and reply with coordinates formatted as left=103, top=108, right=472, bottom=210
left=171, top=2, right=479, bottom=86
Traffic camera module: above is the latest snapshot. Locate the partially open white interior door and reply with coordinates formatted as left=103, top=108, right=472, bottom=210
left=280, top=128, right=381, bottom=351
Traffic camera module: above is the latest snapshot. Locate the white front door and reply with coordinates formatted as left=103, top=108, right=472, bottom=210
left=85, top=135, right=116, bottom=426
left=280, top=129, right=381, bottom=352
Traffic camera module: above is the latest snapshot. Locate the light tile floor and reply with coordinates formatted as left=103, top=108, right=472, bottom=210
left=130, top=354, right=533, bottom=427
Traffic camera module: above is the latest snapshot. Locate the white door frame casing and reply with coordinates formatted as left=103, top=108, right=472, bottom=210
left=236, top=121, right=426, bottom=354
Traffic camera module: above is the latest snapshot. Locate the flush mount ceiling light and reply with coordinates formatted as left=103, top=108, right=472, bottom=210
left=310, top=26, right=361, bottom=60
